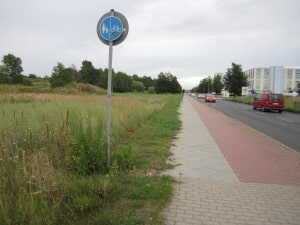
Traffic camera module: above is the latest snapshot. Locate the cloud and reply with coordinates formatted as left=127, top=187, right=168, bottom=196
left=0, top=0, right=299, bottom=89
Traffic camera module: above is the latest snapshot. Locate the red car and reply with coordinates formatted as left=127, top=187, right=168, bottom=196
left=204, top=94, right=216, bottom=103
left=253, top=93, right=284, bottom=113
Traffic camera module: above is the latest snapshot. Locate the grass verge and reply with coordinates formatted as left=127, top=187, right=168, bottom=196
left=0, top=92, right=183, bottom=225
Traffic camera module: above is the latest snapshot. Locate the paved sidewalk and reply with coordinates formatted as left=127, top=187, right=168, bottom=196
left=163, top=95, right=238, bottom=181
left=163, top=95, right=300, bottom=225
left=164, top=178, right=300, bottom=225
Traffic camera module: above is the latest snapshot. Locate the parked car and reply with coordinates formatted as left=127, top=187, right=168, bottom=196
left=204, top=94, right=216, bottom=103
left=198, top=93, right=205, bottom=99
left=253, top=93, right=284, bottom=113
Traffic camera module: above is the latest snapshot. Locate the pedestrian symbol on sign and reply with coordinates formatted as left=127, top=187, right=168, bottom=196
left=101, top=23, right=108, bottom=34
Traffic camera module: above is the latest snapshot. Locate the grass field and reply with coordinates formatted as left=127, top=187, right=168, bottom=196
left=0, top=90, right=183, bottom=225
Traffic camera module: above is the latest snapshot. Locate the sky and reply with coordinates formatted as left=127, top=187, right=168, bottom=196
left=0, top=0, right=299, bottom=89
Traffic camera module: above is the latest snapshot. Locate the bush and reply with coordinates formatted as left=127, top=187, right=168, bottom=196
left=11, top=74, right=24, bottom=84
left=131, top=80, right=145, bottom=92
left=68, top=116, right=106, bottom=175
left=148, top=86, right=155, bottom=94
left=74, top=83, right=106, bottom=94
left=111, top=144, right=135, bottom=173
left=49, top=78, right=65, bottom=88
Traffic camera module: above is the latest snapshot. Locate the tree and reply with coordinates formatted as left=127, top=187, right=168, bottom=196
left=196, top=77, right=211, bottom=93
left=28, top=74, right=37, bottom=78
left=141, top=76, right=155, bottom=90
left=70, top=64, right=81, bottom=83
left=155, top=72, right=169, bottom=93
left=49, top=62, right=65, bottom=87
left=113, top=72, right=131, bottom=92
left=212, top=74, right=223, bottom=94
left=49, top=62, right=74, bottom=88
left=0, top=53, right=24, bottom=84
left=155, top=72, right=182, bottom=94
left=51, top=62, right=65, bottom=77
left=223, top=63, right=248, bottom=96
left=1, top=53, right=23, bottom=76
left=62, top=68, right=76, bottom=84
left=132, top=74, right=141, bottom=82
left=169, top=75, right=182, bottom=93
left=98, top=68, right=108, bottom=89
left=0, top=67, right=9, bottom=83
left=80, top=60, right=99, bottom=85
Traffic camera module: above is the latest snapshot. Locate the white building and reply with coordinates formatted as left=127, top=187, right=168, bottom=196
left=244, top=66, right=300, bottom=94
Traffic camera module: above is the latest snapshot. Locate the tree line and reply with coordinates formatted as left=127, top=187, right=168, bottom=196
left=0, top=53, right=182, bottom=94
left=191, top=63, right=249, bottom=96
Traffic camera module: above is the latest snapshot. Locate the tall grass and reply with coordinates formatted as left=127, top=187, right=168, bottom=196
left=0, top=82, right=106, bottom=95
left=0, top=92, right=182, bottom=224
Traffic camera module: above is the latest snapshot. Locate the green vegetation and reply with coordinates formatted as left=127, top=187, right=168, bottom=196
left=192, top=74, right=223, bottom=94
left=0, top=81, right=107, bottom=95
left=225, top=95, right=300, bottom=113
left=191, top=62, right=248, bottom=95
left=222, top=63, right=249, bottom=97
left=225, top=96, right=254, bottom=105
left=1, top=53, right=182, bottom=94
left=0, top=88, right=183, bottom=224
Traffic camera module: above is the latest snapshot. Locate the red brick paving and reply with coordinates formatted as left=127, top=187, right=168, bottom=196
left=188, top=97, right=300, bottom=186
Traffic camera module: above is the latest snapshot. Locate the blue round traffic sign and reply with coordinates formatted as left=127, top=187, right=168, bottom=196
left=97, top=10, right=129, bottom=46
left=99, top=16, right=123, bottom=41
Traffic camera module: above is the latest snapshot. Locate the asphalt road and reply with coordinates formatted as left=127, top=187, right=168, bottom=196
left=199, top=98, right=300, bottom=153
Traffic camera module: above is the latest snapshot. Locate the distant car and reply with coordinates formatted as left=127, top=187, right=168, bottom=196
left=204, top=94, right=216, bottom=103
left=198, top=93, right=205, bottom=99
left=253, top=93, right=284, bottom=113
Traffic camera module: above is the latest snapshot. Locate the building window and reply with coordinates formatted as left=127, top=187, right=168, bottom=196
left=264, top=68, right=269, bottom=78
left=255, top=81, right=260, bottom=90
left=287, top=69, right=293, bottom=79
left=263, top=80, right=269, bottom=90
left=256, top=68, right=261, bottom=79
left=296, top=69, right=300, bottom=80
left=287, top=80, right=292, bottom=91
left=250, top=81, right=254, bottom=90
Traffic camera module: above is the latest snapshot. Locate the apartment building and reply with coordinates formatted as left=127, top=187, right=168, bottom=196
left=244, top=66, right=300, bottom=94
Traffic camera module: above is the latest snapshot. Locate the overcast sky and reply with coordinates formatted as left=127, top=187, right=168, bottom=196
left=1, top=0, right=299, bottom=89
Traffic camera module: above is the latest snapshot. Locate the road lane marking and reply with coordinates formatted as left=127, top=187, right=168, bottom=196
left=254, top=111, right=265, bottom=115
left=277, top=117, right=294, bottom=123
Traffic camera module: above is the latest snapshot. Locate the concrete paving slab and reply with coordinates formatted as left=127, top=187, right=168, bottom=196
left=163, top=95, right=239, bottom=182
left=164, top=178, right=300, bottom=225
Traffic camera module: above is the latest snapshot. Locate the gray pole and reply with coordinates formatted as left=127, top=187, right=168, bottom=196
left=106, top=40, right=113, bottom=169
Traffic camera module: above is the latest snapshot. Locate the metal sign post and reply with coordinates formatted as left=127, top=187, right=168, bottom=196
left=106, top=40, right=113, bottom=169
left=97, top=9, right=129, bottom=169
